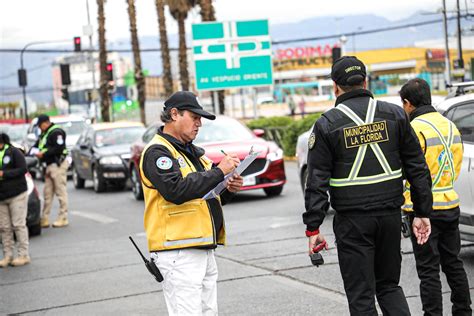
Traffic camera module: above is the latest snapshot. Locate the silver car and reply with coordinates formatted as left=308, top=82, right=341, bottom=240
left=436, top=90, right=474, bottom=241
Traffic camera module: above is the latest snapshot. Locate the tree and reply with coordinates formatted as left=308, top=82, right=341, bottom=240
left=97, top=0, right=111, bottom=122
left=167, top=0, right=195, bottom=91
left=155, top=0, right=173, bottom=97
left=198, top=0, right=225, bottom=114
left=126, top=0, right=146, bottom=124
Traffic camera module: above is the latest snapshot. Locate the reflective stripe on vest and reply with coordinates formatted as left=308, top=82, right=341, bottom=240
left=330, top=99, right=402, bottom=187
left=412, top=117, right=456, bottom=191
left=0, top=144, right=10, bottom=169
left=39, top=125, right=68, bottom=155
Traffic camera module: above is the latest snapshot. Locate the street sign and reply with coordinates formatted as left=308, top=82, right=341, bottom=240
left=192, top=19, right=273, bottom=91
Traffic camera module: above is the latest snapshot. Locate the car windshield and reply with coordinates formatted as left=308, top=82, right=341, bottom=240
left=449, top=101, right=474, bottom=143
left=6, top=125, right=28, bottom=142
left=56, top=121, right=86, bottom=136
left=94, top=126, right=145, bottom=147
left=195, top=118, right=255, bottom=143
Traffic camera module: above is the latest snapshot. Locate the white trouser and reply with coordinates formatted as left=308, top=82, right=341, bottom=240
left=151, top=249, right=218, bottom=316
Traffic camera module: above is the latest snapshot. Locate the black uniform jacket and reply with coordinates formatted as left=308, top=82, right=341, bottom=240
left=303, top=89, right=433, bottom=231
left=33, top=123, right=67, bottom=165
left=142, top=127, right=234, bottom=238
left=0, top=145, right=27, bottom=201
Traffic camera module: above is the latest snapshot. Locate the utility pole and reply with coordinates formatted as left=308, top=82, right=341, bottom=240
left=442, top=0, right=452, bottom=84
left=456, top=0, right=465, bottom=81
left=85, top=0, right=99, bottom=120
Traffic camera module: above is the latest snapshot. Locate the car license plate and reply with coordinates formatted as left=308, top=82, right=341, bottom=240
left=243, top=176, right=256, bottom=186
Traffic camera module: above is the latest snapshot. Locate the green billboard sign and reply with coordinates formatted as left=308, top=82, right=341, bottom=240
left=192, top=19, right=273, bottom=91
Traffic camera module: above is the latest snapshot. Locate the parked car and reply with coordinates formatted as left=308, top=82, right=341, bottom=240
left=435, top=86, right=474, bottom=241
left=25, top=115, right=88, bottom=178
left=129, top=116, right=287, bottom=200
left=25, top=157, right=42, bottom=236
left=71, top=122, right=145, bottom=193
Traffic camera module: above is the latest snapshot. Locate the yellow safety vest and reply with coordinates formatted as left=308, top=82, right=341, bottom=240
left=330, top=99, right=402, bottom=187
left=140, top=134, right=225, bottom=252
left=403, top=111, right=463, bottom=211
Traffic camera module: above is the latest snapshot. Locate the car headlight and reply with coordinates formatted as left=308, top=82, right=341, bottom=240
left=267, top=148, right=283, bottom=162
left=100, top=156, right=123, bottom=165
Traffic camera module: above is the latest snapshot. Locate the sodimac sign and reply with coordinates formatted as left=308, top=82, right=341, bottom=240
left=275, top=44, right=339, bottom=60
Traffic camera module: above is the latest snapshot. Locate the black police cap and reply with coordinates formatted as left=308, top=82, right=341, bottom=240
left=331, top=56, right=367, bottom=86
left=36, top=114, right=50, bottom=126
left=164, top=91, right=216, bottom=120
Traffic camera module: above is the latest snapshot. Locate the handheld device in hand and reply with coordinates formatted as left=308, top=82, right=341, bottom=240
left=310, top=240, right=327, bottom=267
left=401, top=213, right=411, bottom=238
left=129, top=236, right=163, bottom=283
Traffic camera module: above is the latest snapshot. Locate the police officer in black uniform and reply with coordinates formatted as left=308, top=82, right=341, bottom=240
left=303, top=56, right=433, bottom=315
left=32, top=115, right=69, bottom=228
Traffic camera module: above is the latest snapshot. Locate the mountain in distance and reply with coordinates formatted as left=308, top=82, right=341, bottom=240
left=0, top=11, right=467, bottom=103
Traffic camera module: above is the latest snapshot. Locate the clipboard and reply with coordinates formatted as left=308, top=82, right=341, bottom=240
left=203, top=148, right=260, bottom=200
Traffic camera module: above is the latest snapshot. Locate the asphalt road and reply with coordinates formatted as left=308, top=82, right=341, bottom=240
left=1, top=161, right=473, bottom=315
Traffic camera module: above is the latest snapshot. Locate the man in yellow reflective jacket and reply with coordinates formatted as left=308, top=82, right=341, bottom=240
left=140, top=91, right=243, bottom=315
left=401, top=78, right=471, bottom=315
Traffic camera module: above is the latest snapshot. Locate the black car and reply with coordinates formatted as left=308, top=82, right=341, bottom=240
left=71, top=122, right=145, bottom=193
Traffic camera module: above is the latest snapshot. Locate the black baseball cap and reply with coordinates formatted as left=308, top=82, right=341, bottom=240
left=164, top=91, right=216, bottom=120
left=331, top=56, right=366, bottom=86
left=36, top=114, right=50, bottom=126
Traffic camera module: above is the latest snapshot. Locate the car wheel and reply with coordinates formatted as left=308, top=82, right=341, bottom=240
left=301, top=167, right=308, bottom=191
left=263, top=185, right=283, bottom=197
left=72, top=165, right=85, bottom=189
left=28, top=223, right=42, bottom=236
left=130, top=166, right=144, bottom=200
left=93, top=167, right=106, bottom=193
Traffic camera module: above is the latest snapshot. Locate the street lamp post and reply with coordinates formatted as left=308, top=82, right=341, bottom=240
left=19, top=40, right=69, bottom=123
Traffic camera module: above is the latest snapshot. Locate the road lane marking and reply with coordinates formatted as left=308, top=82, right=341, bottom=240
left=70, top=211, right=118, bottom=224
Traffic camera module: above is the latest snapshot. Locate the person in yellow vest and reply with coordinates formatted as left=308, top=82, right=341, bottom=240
left=32, top=115, right=69, bottom=228
left=140, top=91, right=243, bottom=315
left=0, top=133, right=30, bottom=267
left=401, top=78, right=471, bottom=315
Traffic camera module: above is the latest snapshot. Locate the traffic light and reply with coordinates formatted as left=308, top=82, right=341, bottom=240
left=18, top=69, right=27, bottom=87
left=105, top=63, right=114, bottom=82
left=332, top=47, right=341, bottom=63
left=74, top=36, right=81, bottom=52
left=61, top=88, right=69, bottom=101
left=60, top=64, right=71, bottom=86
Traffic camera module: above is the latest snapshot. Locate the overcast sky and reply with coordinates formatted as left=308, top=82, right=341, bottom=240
left=0, top=0, right=465, bottom=48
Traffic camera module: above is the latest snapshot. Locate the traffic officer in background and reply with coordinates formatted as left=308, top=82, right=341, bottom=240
left=32, top=114, right=69, bottom=228
left=401, top=78, right=472, bottom=315
left=0, top=133, right=31, bottom=267
left=303, top=56, right=433, bottom=315
left=140, top=91, right=243, bottom=315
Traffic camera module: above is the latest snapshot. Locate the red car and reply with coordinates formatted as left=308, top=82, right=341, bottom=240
left=129, top=116, right=286, bottom=200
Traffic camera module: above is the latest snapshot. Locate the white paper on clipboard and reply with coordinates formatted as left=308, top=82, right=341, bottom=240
left=203, top=149, right=260, bottom=200
left=29, top=147, right=40, bottom=155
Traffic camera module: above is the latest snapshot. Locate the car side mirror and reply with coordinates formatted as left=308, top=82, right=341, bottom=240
left=253, top=129, right=265, bottom=137
left=26, top=133, right=37, bottom=142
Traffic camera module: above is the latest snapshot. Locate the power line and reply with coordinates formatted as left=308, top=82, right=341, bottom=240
left=0, top=14, right=470, bottom=54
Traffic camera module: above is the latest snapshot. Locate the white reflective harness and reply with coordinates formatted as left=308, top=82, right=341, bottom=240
left=330, top=99, right=402, bottom=187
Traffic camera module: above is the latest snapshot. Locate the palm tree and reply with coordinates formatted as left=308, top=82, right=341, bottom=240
left=97, top=0, right=110, bottom=122
left=167, top=0, right=195, bottom=91
left=155, top=0, right=173, bottom=97
left=126, top=0, right=146, bottom=124
left=198, top=0, right=225, bottom=114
